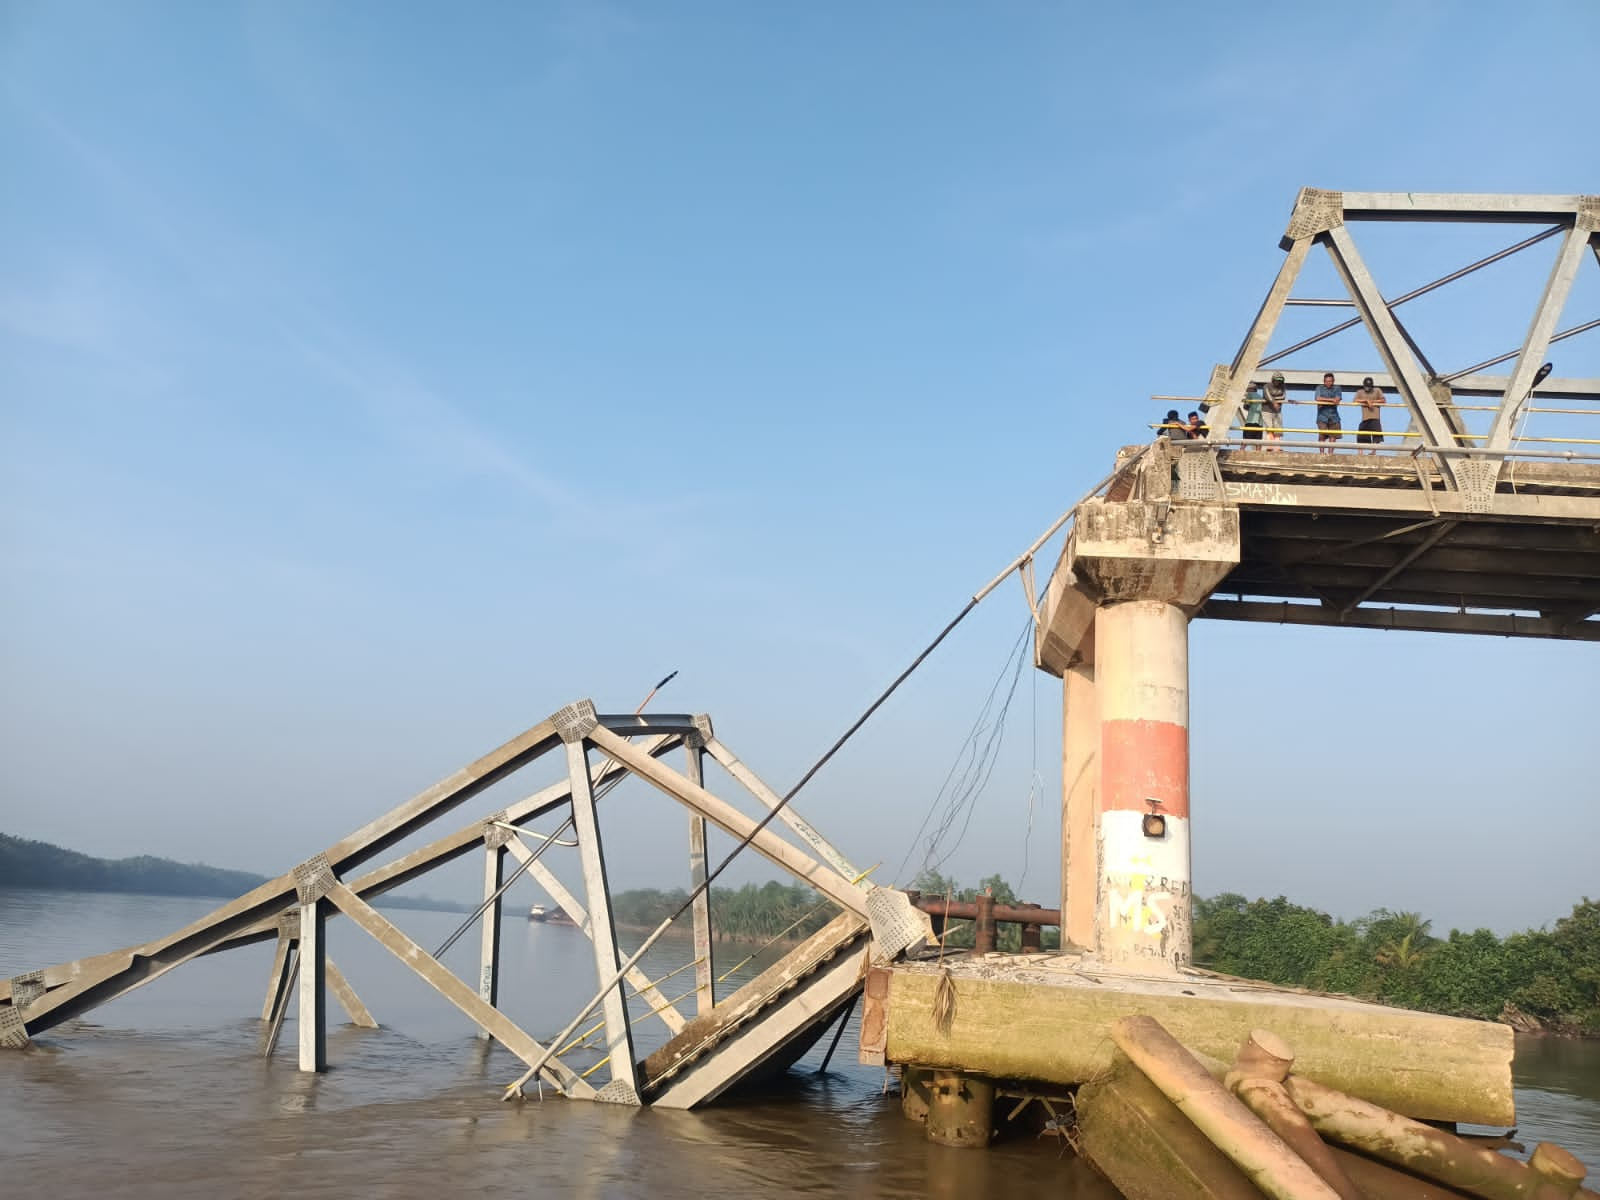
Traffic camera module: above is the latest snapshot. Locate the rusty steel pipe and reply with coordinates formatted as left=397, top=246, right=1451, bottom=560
left=911, top=897, right=1062, bottom=927
left=973, top=892, right=998, bottom=955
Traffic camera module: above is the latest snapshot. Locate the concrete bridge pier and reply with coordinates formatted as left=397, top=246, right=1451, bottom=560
left=1093, top=598, right=1198, bottom=970
left=1060, top=661, right=1098, bottom=951
left=1040, top=497, right=1240, bottom=973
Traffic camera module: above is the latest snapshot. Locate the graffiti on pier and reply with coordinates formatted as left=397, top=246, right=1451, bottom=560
left=1225, top=481, right=1299, bottom=505
left=1102, top=870, right=1192, bottom=965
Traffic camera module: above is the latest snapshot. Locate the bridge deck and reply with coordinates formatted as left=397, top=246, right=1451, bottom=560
left=1200, top=449, right=1600, bottom=639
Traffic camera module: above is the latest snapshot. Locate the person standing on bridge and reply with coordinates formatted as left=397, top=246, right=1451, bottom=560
left=1355, top=376, right=1384, bottom=454
left=1264, top=372, right=1287, bottom=449
left=1160, top=409, right=1186, bottom=439
left=1315, top=372, right=1343, bottom=453
left=1241, top=382, right=1265, bottom=446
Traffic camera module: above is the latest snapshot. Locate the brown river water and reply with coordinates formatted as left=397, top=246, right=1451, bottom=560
left=2, top=889, right=1596, bottom=1197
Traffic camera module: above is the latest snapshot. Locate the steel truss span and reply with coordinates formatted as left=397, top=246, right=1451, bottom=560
left=1141, top=188, right=1599, bottom=642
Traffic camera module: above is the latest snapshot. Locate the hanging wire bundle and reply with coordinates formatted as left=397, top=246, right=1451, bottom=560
left=895, top=615, right=1034, bottom=885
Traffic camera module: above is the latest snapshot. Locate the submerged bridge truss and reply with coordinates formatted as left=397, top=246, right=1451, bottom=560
left=0, top=701, right=926, bottom=1108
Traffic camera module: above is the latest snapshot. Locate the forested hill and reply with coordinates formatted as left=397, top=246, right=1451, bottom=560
left=0, top=833, right=268, bottom=899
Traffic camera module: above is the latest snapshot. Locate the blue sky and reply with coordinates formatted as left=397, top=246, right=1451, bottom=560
left=2, top=1, right=1595, bottom=936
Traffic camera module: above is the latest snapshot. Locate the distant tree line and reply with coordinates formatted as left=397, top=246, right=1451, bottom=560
left=0, top=832, right=269, bottom=899
left=0, top=833, right=472, bottom=913
left=611, top=880, right=837, bottom=943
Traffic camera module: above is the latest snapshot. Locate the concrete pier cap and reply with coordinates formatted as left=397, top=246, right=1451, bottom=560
left=1035, top=499, right=1240, bottom=676
left=1070, top=498, right=1240, bottom=610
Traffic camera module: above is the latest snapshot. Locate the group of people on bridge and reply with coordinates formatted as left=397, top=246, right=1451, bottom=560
left=1159, top=373, right=1385, bottom=453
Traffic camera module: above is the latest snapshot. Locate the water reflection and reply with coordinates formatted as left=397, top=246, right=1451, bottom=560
left=1514, top=1033, right=1600, bottom=1102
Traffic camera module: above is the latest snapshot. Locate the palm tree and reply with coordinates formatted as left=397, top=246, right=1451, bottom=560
left=1376, top=930, right=1429, bottom=970
left=1371, top=910, right=1434, bottom=970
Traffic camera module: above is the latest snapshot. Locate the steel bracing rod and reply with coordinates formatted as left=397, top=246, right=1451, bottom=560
left=1199, top=598, right=1600, bottom=641
left=338, top=741, right=671, bottom=907
left=1557, top=603, right=1600, bottom=633
left=702, top=736, right=863, bottom=883
left=1291, top=518, right=1446, bottom=567
left=1230, top=235, right=1313, bottom=371
left=1339, top=521, right=1459, bottom=616
left=325, top=880, right=595, bottom=1097
left=1260, top=224, right=1565, bottom=368
left=262, top=949, right=298, bottom=1057
left=433, top=811, right=574, bottom=959
left=1221, top=237, right=1315, bottom=435
left=425, top=738, right=679, bottom=960
left=1483, top=223, right=1594, bottom=452
left=1320, top=226, right=1465, bottom=486
left=502, top=834, right=686, bottom=1035
left=260, top=928, right=294, bottom=1021
left=1216, top=371, right=1600, bottom=400
left=1442, top=318, right=1600, bottom=383
left=1195, top=436, right=1600, bottom=461
left=587, top=729, right=861, bottom=912
left=815, top=992, right=860, bottom=1075
left=1390, top=308, right=1438, bottom=379
left=1426, top=443, right=1600, bottom=459
left=326, top=958, right=377, bottom=1028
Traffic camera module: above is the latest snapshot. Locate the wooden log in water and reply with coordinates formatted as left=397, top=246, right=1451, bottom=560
left=1529, top=1144, right=1588, bottom=1197
left=1231, top=1028, right=1295, bottom=1085
left=1332, top=1147, right=1480, bottom=1199
left=1228, top=1030, right=1363, bottom=1200
left=1284, top=1075, right=1597, bottom=1200
left=1075, top=1052, right=1264, bottom=1200
left=1233, top=1078, right=1365, bottom=1200
left=1110, top=1015, right=1340, bottom=1200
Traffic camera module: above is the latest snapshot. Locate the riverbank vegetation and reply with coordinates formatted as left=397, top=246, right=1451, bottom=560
left=1192, top=892, right=1600, bottom=1036
left=914, top=870, right=1599, bottom=1036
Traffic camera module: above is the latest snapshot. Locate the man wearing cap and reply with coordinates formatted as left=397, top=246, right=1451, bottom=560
left=1264, top=372, right=1287, bottom=449
left=1315, top=372, right=1342, bottom=453
left=1355, top=377, right=1384, bottom=454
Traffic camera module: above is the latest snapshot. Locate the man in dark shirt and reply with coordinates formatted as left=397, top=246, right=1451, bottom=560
left=1315, top=372, right=1342, bottom=453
